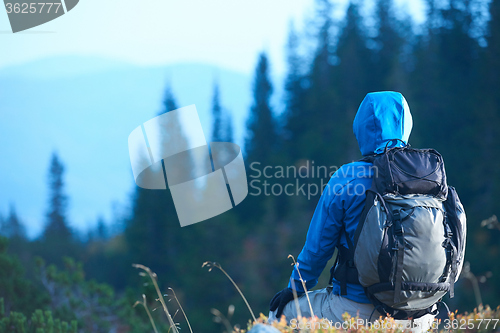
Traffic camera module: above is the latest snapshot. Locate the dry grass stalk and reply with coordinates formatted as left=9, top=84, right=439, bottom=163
left=133, top=263, right=179, bottom=333
left=202, top=261, right=257, bottom=322
left=133, top=294, right=159, bottom=333
left=288, top=254, right=314, bottom=318
left=211, top=308, right=233, bottom=333
left=168, top=287, right=193, bottom=333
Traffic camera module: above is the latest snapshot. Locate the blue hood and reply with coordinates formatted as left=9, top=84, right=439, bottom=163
left=353, top=91, right=413, bottom=156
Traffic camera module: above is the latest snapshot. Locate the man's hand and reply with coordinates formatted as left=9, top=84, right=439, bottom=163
left=269, top=288, right=303, bottom=318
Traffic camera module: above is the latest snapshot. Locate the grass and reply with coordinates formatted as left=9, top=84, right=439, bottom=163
left=133, top=294, right=159, bottom=333
left=203, top=261, right=257, bottom=323
left=132, top=264, right=181, bottom=333
left=133, top=262, right=500, bottom=333
left=288, top=254, right=314, bottom=318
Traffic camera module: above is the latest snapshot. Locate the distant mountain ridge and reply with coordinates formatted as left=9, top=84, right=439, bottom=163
left=0, top=56, right=136, bottom=79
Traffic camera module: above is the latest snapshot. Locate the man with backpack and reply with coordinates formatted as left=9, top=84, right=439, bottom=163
left=269, top=91, right=466, bottom=332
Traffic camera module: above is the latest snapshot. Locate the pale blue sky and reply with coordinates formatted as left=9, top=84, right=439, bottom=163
left=1, top=0, right=425, bottom=75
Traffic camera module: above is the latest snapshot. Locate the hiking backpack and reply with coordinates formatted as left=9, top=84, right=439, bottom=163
left=332, top=141, right=467, bottom=319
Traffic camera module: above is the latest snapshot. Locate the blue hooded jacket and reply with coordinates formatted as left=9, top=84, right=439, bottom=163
left=288, top=91, right=413, bottom=304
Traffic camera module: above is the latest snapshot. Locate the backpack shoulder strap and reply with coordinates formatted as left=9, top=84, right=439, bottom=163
left=330, top=223, right=360, bottom=295
left=330, top=154, right=381, bottom=293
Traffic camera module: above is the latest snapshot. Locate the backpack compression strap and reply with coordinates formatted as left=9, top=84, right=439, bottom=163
left=392, top=210, right=406, bottom=303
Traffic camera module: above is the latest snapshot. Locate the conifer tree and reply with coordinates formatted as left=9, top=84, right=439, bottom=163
left=240, top=52, right=279, bottom=231
left=0, top=205, right=28, bottom=259
left=43, top=153, right=72, bottom=242
left=283, top=22, right=306, bottom=161
left=245, top=52, right=278, bottom=165
left=211, top=83, right=224, bottom=142
left=223, top=112, right=234, bottom=143
left=312, top=0, right=334, bottom=88
left=125, top=86, right=184, bottom=278
left=372, top=0, right=409, bottom=90
left=332, top=1, right=373, bottom=162
left=412, top=0, right=480, bottom=201
left=461, top=0, right=500, bottom=310
left=292, top=0, right=340, bottom=168
left=37, top=153, right=77, bottom=266
left=469, top=0, right=500, bottom=219
left=0, top=205, right=26, bottom=240
left=211, top=81, right=235, bottom=143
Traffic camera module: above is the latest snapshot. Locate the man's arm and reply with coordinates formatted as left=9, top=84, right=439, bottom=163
left=288, top=180, right=346, bottom=292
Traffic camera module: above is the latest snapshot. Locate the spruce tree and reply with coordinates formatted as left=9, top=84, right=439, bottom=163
left=372, top=0, right=409, bottom=90
left=245, top=52, right=278, bottom=165
left=125, top=86, right=185, bottom=278
left=240, top=52, right=279, bottom=232
left=0, top=205, right=28, bottom=260
left=412, top=0, right=480, bottom=202
left=95, top=217, right=107, bottom=241
left=462, top=0, right=500, bottom=310
left=211, top=81, right=235, bottom=143
left=283, top=22, right=306, bottom=161
left=0, top=205, right=26, bottom=240
left=292, top=0, right=340, bottom=168
left=43, top=153, right=72, bottom=242
left=312, top=0, right=334, bottom=89
left=465, top=0, right=500, bottom=221
left=36, top=152, right=77, bottom=267
left=211, top=82, right=224, bottom=142
left=332, top=1, right=373, bottom=162
left=223, top=112, right=234, bottom=143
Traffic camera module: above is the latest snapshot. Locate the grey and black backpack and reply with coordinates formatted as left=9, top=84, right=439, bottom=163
left=332, top=141, right=466, bottom=319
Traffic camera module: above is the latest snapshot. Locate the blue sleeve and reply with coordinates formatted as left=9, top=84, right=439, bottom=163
left=288, top=180, right=346, bottom=292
